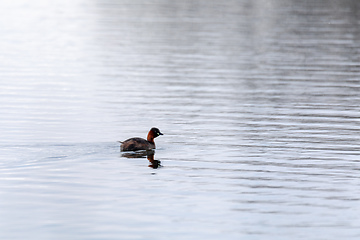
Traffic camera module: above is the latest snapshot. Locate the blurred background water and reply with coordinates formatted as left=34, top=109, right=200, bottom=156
left=0, top=0, right=360, bottom=239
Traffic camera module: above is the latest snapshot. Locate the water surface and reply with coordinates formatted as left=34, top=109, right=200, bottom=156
left=1, top=0, right=360, bottom=239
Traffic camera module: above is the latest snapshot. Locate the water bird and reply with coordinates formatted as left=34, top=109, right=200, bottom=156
left=119, top=127, right=163, bottom=152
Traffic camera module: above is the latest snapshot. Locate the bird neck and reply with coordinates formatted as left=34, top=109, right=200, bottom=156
left=147, top=131, right=155, bottom=143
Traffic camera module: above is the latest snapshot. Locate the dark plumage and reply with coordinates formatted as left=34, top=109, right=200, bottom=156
left=119, top=127, right=163, bottom=152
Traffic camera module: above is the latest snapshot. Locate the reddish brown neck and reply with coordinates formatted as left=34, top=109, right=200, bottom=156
left=147, top=131, right=155, bottom=143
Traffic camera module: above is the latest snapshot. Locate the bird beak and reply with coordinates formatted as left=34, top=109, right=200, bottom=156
left=159, top=132, right=164, bottom=135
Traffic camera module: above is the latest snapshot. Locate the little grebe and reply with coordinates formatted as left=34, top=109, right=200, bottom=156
left=119, top=127, right=163, bottom=151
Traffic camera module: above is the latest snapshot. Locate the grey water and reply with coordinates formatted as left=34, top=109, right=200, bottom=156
left=1, top=0, right=360, bottom=239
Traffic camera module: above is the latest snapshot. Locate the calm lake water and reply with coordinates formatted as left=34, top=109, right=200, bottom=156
left=1, top=0, right=360, bottom=239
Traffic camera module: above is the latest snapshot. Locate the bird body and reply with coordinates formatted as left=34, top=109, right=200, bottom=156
left=119, top=128, right=163, bottom=152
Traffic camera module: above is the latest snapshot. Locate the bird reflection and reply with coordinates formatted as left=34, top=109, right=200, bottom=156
left=121, top=150, right=162, bottom=169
